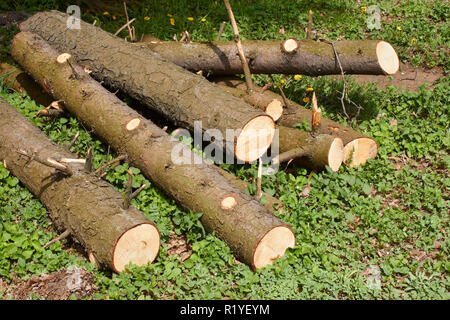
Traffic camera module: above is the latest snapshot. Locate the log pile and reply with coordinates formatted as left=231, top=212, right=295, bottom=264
left=0, top=8, right=399, bottom=271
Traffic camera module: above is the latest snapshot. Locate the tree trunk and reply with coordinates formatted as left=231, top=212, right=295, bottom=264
left=212, top=78, right=378, bottom=167
left=20, top=11, right=275, bottom=163
left=276, top=126, right=344, bottom=172
left=0, top=98, right=160, bottom=273
left=11, top=31, right=295, bottom=270
left=0, top=62, right=53, bottom=107
left=139, top=38, right=399, bottom=76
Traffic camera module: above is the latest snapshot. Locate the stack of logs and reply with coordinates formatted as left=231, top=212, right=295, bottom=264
left=0, top=10, right=399, bottom=272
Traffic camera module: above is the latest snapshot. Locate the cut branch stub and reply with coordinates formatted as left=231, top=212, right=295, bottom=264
left=125, top=117, right=142, bottom=132
left=281, top=38, right=299, bottom=54
left=56, top=52, right=72, bottom=64
left=265, top=99, right=283, bottom=121
left=220, top=194, right=237, bottom=210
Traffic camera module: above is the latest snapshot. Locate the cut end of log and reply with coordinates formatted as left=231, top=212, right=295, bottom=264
left=281, top=38, right=299, bottom=54
left=235, top=115, right=275, bottom=162
left=343, top=138, right=378, bottom=167
left=112, top=223, right=160, bottom=273
left=220, top=194, right=237, bottom=210
left=328, top=137, right=344, bottom=172
left=56, top=52, right=72, bottom=64
left=265, top=99, right=283, bottom=121
left=125, top=117, right=142, bottom=132
left=376, top=41, right=399, bottom=75
left=253, top=225, right=295, bottom=270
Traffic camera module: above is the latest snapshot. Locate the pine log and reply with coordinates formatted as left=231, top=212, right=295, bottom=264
left=276, top=126, right=344, bottom=172
left=0, top=98, right=160, bottom=273
left=11, top=31, right=295, bottom=270
left=0, top=62, right=53, bottom=106
left=20, top=11, right=275, bottom=163
left=139, top=38, right=398, bottom=76
left=212, top=78, right=378, bottom=167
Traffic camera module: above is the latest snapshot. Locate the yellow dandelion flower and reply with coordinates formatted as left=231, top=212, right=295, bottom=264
left=410, top=37, right=416, bottom=44
left=361, top=6, right=367, bottom=12
left=112, top=15, right=116, bottom=20
left=306, top=87, right=314, bottom=92
left=294, top=74, right=302, bottom=80
left=170, top=18, right=175, bottom=26
left=201, top=18, right=206, bottom=22
left=167, top=14, right=173, bottom=17
left=103, top=11, right=109, bottom=15
left=397, top=26, right=402, bottom=31
left=303, top=97, right=310, bottom=103
left=187, top=17, right=194, bottom=21
left=212, top=27, right=217, bottom=30
left=280, top=79, right=286, bottom=84
left=144, top=16, right=150, bottom=21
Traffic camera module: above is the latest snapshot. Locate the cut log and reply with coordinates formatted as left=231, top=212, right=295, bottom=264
left=11, top=31, right=295, bottom=270
left=139, top=38, right=398, bottom=75
left=0, top=62, right=53, bottom=106
left=20, top=11, right=275, bottom=163
left=276, top=126, right=344, bottom=172
left=0, top=98, right=160, bottom=273
left=212, top=78, right=378, bottom=167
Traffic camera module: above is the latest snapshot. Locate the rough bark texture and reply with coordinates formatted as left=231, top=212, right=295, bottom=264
left=20, top=11, right=275, bottom=162
left=217, top=167, right=283, bottom=213
left=0, top=97, right=159, bottom=273
left=139, top=39, right=397, bottom=75
left=0, top=62, right=53, bottom=107
left=213, top=77, right=379, bottom=167
left=11, top=31, right=294, bottom=270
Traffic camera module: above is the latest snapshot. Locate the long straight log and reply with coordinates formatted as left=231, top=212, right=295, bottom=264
left=20, top=11, right=275, bottom=163
left=212, top=78, right=378, bottom=167
left=0, top=98, right=160, bottom=273
left=11, top=31, right=295, bottom=270
left=139, top=38, right=399, bottom=76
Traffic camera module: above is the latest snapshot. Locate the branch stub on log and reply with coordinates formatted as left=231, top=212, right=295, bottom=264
left=281, top=38, right=299, bottom=54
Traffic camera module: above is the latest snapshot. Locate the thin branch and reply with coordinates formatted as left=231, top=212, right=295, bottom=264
left=113, top=17, right=136, bottom=36
left=17, top=149, right=72, bottom=175
left=94, top=154, right=127, bottom=176
left=43, top=229, right=71, bottom=248
left=306, top=10, right=313, bottom=39
left=272, top=147, right=307, bottom=165
left=223, top=0, right=254, bottom=93
left=123, top=169, right=133, bottom=209
left=84, top=146, right=94, bottom=172
left=215, top=21, right=226, bottom=41
left=256, top=157, right=263, bottom=200
left=129, top=183, right=147, bottom=201
left=329, top=40, right=350, bottom=122
left=68, top=131, right=79, bottom=150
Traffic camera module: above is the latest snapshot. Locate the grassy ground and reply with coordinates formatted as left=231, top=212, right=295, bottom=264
left=0, top=0, right=449, bottom=299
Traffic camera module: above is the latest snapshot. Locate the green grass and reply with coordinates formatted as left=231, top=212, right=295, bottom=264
left=0, top=0, right=449, bottom=300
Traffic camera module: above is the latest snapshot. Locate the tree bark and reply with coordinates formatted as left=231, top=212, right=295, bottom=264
left=11, top=31, right=295, bottom=270
left=20, top=10, right=275, bottom=163
left=212, top=77, right=378, bottom=167
left=139, top=38, right=399, bottom=76
left=276, top=126, right=344, bottom=172
left=0, top=98, right=160, bottom=273
left=0, top=62, right=53, bottom=107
